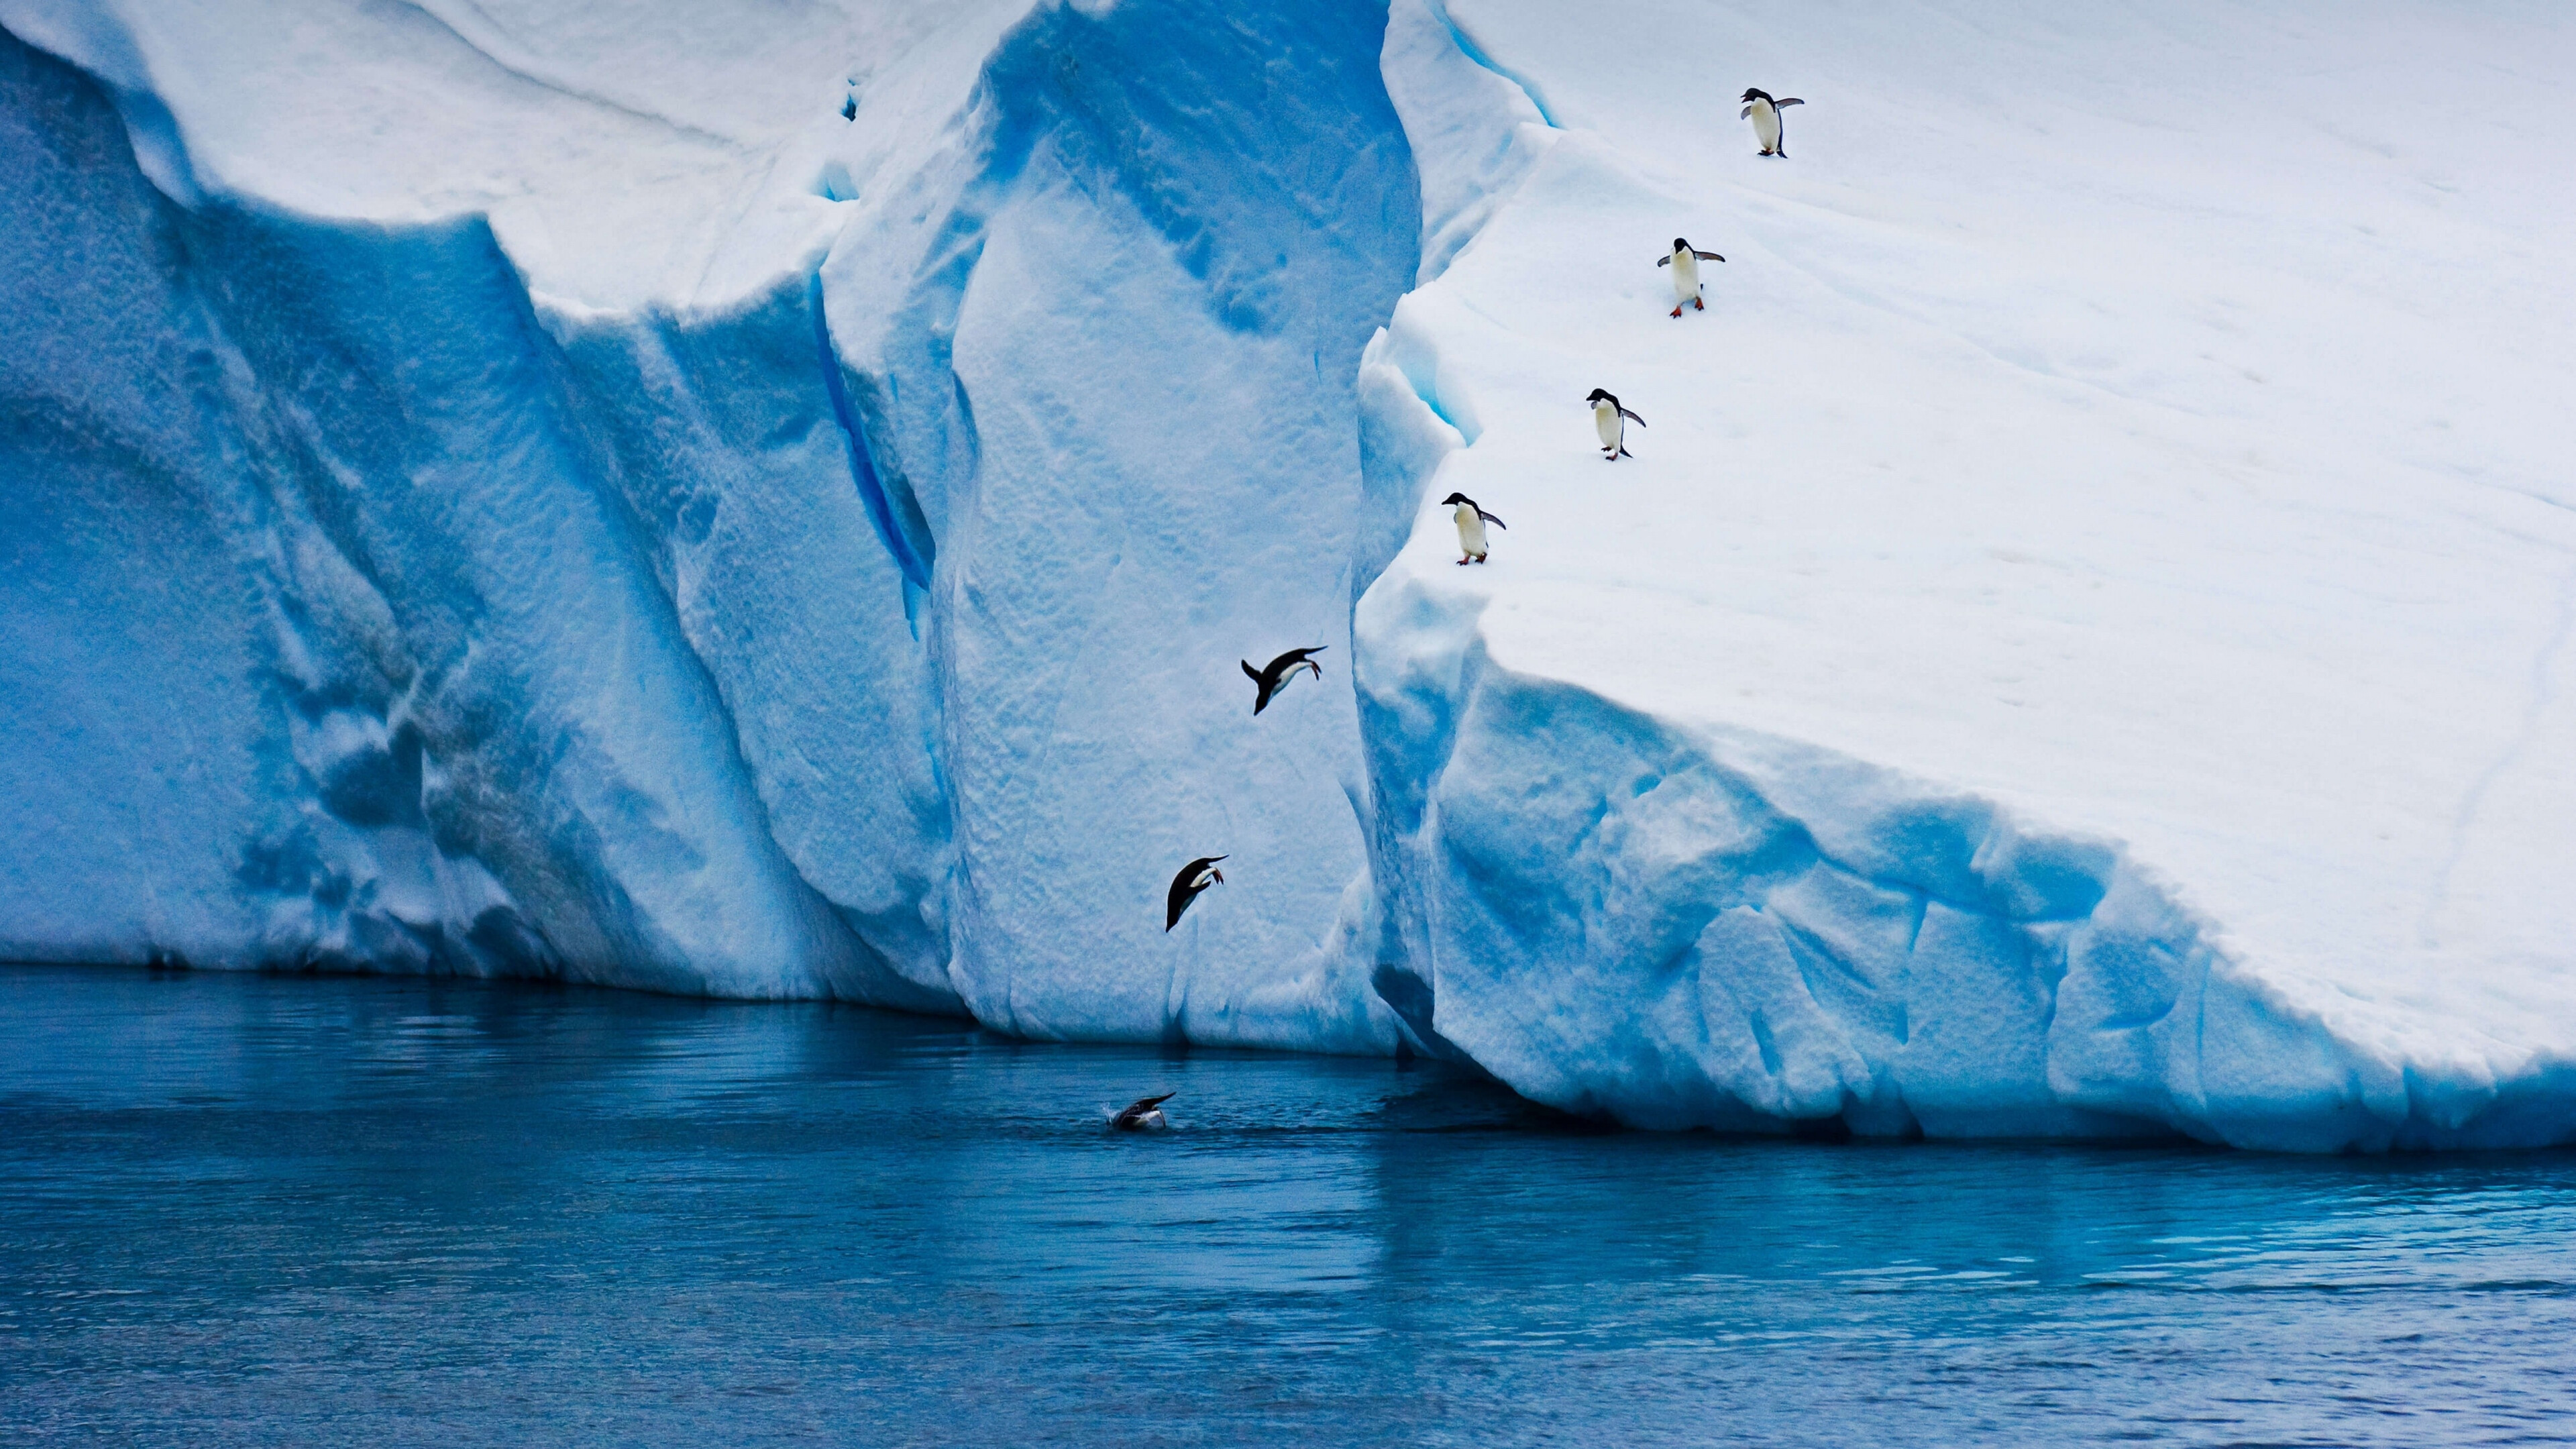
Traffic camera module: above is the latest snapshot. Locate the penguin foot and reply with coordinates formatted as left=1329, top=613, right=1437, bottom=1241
left=1693, top=297, right=1705, bottom=311
left=1670, top=306, right=1683, bottom=318
left=1456, top=557, right=1470, bottom=566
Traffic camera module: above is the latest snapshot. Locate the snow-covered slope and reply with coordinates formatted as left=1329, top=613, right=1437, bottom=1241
left=1356, top=0, right=2576, bottom=1148
left=4, top=0, right=2573, bottom=1149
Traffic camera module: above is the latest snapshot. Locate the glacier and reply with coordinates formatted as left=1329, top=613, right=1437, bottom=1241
left=3, top=0, right=2573, bottom=1151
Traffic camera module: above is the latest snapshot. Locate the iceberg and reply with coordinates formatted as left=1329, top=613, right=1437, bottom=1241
left=3, top=0, right=2571, bottom=1149
left=1351, top=0, right=2576, bottom=1150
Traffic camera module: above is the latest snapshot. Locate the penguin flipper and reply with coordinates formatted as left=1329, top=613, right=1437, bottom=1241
left=1740, top=104, right=1754, bottom=118
left=1242, top=660, right=1263, bottom=682
left=1656, top=256, right=1672, bottom=266
left=1777, top=97, right=1804, bottom=107
left=1695, top=250, right=1725, bottom=262
left=1621, top=409, right=1647, bottom=427
left=1481, top=511, right=1507, bottom=530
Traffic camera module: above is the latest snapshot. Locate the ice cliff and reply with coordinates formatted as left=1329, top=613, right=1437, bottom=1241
left=3, top=0, right=2572, bottom=1150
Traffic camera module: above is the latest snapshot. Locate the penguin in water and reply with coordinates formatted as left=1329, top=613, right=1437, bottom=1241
left=1242, top=646, right=1327, bottom=716
left=1440, top=492, right=1505, bottom=565
left=1656, top=238, right=1726, bottom=317
left=1587, top=388, right=1646, bottom=460
left=1166, top=855, right=1226, bottom=931
left=1740, top=88, right=1804, bottom=157
left=1111, top=1092, right=1175, bottom=1131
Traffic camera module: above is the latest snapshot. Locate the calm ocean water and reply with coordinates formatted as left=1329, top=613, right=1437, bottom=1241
left=3, top=963, right=2572, bottom=1446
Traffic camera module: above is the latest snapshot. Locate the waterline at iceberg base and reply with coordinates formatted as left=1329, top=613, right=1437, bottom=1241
left=3, top=0, right=2573, bottom=1152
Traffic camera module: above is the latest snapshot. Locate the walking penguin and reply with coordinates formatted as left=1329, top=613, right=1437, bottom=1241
left=1586, top=388, right=1646, bottom=460
left=1657, top=237, right=1725, bottom=317
left=1441, top=492, right=1505, bottom=564
left=1740, top=88, right=1804, bottom=157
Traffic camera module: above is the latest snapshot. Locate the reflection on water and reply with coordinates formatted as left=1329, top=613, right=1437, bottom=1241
left=4, top=964, right=2573, bottom=1446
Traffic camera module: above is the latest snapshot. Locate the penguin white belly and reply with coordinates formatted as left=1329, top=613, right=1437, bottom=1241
left=1593, top=402, right=1622, bottom=451
left=1453, top=505, right=1489, bottom=558
left=1752, top=103, right=1782, bottom=152
left=1670, top=252, right=1699, bottom=305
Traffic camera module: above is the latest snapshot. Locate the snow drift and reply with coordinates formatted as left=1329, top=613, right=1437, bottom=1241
left=3, top=0, right=2573, bottom=1150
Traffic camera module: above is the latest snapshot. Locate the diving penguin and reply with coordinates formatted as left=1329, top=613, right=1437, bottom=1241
left=1111, top=1092, right=1175, bottom=1131
left=1441, top=492, right=1505, bottom=565
left=1242, top=646, right=1328, bottom=715
left=1165, top=855, right=1226, bottom=931
left=1587, top=388, right=1645, bottom=460
left=1740, top=88, right=1804, bottom=157
left=1657, top=238, right=1726, bottom=317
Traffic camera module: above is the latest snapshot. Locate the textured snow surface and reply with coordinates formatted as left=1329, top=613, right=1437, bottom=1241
left=1356, top=0, right=2576, bottom=1150
left=4, top=0, right=2573, bottom=1148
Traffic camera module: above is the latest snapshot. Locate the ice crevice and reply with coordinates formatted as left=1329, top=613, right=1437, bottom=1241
left=382, top=0, right=754, bottom=153
left=3, top=1, right=2575, bottom=1151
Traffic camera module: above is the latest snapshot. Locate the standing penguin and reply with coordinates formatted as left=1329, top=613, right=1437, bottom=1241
left=1165, top=855, right=1226, bottom=931
left=1440, top=492, right=1505, bottom=565
left=1586, top=388, right=1646, bottom=460
left=1739, top=88, right=1805, bottom=157
left=1656, top=237, right=1726, bottom=317
left=1241, top=647, right=1327, bottom=715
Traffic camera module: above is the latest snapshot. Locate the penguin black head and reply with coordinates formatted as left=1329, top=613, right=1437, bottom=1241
left=1440, top=492, right=1473, bottom=507
left=1672, top=237, right=1691, bottom=253
left=1585, top=388, right=1615, bottom=405
left=1741, top=88, right=1770, bottom=104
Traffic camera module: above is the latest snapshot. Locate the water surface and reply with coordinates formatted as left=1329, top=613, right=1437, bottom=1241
left=4, top=964, right=2572, bottom=1445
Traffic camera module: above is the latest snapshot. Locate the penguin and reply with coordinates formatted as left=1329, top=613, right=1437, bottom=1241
left=1656, top=238, right=1726, bottom=317
left=1166, top=855, right=1226, bottom=931
left=1586, top=388, right=1646, bottom=460
left=1740, top=88, right=1804, bottom=157
left=1242, top=646, right=1327, bottom=715
left=1440, top=492, right=1505, bottom=565
left=1111, top=1092, right=1175, bottom=1131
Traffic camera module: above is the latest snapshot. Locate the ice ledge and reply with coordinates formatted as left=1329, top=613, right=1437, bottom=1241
left=1341, top=0, right=2576, bottom=1150
left=1350, top=555, right=2576, bottom=1151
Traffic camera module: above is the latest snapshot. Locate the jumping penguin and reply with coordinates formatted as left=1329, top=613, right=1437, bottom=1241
left=1587, top=388, right=1646, bottom=460
left=1166, top=855, right=1226, bottom=932
left=1657, top=237, right=1726, bottom=317
left=1740, top=88, right=1804, bottom=157
left=1242, top=646, right=1327, bottom=715
left=1111, top=1092, right=1175, bottom=1131
left=1441, top=492, right=1505, bottom=565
